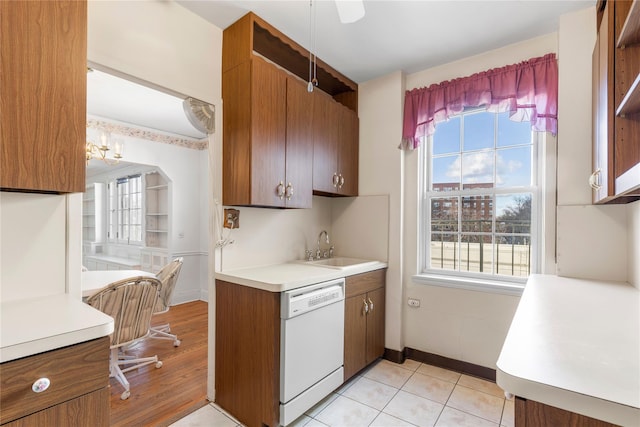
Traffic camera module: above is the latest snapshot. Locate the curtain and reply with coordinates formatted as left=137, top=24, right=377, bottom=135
left=400, top=53, right=558, bottom=150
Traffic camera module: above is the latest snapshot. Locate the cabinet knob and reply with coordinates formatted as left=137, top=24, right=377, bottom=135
left=32, top=377, right=51, bottom=393
left=332, top=173, right=339, bottom=188
left=276, top=181, right=285, bottom=199
left=363, top=298, right=369, bottom=315
left=285, top=182, right=294, bottom=200
left=338, top=174, right=345, bottom=188
left=368, top=297, right=374, bottom=312
left=589, top=169, right=602, bottom=190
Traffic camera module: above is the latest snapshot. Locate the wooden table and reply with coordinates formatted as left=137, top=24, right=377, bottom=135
left=81, top=270, right=154, bottom=298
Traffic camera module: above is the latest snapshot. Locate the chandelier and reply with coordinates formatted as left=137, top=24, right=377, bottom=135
left=86, top=131, right=124, bottom=165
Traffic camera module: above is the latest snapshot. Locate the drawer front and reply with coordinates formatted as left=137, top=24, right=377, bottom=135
left=0, top=336, right=109, bottom=425
left=345, top=269, right=386, bottom=298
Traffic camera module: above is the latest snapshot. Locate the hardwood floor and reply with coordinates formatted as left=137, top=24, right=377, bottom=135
left=109, top=300, right=209, bottom=427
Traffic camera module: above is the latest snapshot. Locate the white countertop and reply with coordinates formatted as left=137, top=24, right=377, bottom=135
left=0, top=294, right=114, bottom=363
left=497, top=274, right=640, bottom=426
left=215, top=260, right=388, bottom=292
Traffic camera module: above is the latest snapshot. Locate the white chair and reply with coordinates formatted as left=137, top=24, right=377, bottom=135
left=87, top=276, right=163, bottom=400
left=149, top=257, right=184, bottom=347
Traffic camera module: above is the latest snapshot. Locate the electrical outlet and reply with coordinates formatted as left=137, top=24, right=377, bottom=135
left=407, top=298, right=420, bottom=307
left=223, top=208, right=239, bottom=229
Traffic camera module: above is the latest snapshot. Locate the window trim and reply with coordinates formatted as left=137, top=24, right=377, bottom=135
left=415, top=110, right=544, bottom=294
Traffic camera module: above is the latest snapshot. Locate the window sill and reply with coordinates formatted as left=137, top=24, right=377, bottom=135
left=412, top=273, right=525, bottom=296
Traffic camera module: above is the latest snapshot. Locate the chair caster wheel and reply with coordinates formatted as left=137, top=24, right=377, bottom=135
left=121, top=390, right=130, bottom=400
left=155, top=361, right=163, bottom=368
left=173, top=339, right=181, bottom=347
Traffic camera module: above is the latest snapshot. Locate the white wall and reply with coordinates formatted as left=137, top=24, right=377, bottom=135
left=213, top=197, right=332, bottom=272
left=358, top=72, right=405, bottom=352
left=628, top=201, right=640, bottom=288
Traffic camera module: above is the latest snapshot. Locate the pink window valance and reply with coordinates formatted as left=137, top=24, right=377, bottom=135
left=400, top=53, right=558, bottom=150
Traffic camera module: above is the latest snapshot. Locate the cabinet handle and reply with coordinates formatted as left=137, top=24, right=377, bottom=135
left=368, top=297, right=374, bottom=312
left=285, top=182, right=294, bottom=200
left=589, top=169, right=602, bottom=190
left=338, top=174, right=345, bottom=188
left=363, top=298, right=369, bottom=315
left=32, top=377, right=51, bottom=393
left=276, top=181, right=285, bottom=199
left=332, top=173, right=339, bottom=188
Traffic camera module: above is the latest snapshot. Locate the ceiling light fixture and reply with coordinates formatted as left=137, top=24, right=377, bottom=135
left=86, top=131, right=124, bottom=165
left=335, top=0, right=365, bottom=24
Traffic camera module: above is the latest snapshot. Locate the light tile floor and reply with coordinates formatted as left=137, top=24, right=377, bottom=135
left=170, top=359, right=514, bottom=427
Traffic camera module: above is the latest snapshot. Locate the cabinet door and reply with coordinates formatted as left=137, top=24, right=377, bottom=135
left=312, top=91, right=339, bottom=194
left=365, top=287, right=385, bottom=364
left=0, top=0, right=86, bottom=193
left=592, top=0, right=615, bottom=203
left=337, top=106, right=359, bottom=196
left=251, top=58, right=287, bottom=207
left=344, top=295, right=367, bottom=381
left=284, top=77, right=313, bottom=208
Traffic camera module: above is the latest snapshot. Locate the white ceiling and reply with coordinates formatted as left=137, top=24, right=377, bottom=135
left=87, top=69, right=207, bottom=139
left=176, top=0, right=595, bottom=84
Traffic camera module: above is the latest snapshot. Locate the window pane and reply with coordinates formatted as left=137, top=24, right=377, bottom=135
left=497, top=146, right=532, bottom=188
left=462, top=151, right=494, bottom=189
left=431, top=197, right=458, bottom=232
left=497, top=112, right=531, bottom=147
left=496, top=235, right=531, bottom=277
left=460, top=235, right=492, bottom=273
left=430, top=234, right=458, bottom=271
left=432, top=155, right=460, bottom=191
left=462, top=195, right=493, bottom=232
left=463, top=112, right=494, bottom=151
left=433, top=116, right=460, bottom=155
left=496, top=194, right=531, bottom=234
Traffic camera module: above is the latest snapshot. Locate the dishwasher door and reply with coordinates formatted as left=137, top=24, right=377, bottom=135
left=280, top=294, right=345, bottom=404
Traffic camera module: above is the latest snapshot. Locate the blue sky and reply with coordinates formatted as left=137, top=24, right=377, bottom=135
left=431, top=111, right=533, bottom=217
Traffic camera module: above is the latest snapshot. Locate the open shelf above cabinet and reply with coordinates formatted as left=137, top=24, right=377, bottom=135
left=616, top=73, right=640, bottom=116
left=616, top=0, right=640, bottom=47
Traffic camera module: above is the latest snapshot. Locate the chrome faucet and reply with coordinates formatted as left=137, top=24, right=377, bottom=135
left=316, top=230, right=330, bottom=259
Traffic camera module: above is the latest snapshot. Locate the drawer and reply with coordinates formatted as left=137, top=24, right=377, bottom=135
left=0, top=336, right=109, bottom=425
left=345, top=269, right=386, bottom=298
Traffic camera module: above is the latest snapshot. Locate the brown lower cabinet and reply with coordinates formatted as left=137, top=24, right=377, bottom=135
left=0, top=337, right=110, bottom=426
left=344, top=269, right=386, bottom=381
left=515, top=397, right=619, bottom=427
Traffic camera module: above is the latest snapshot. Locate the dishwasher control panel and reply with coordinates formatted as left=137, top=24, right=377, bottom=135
left=281, top=278, right=345, bottom=319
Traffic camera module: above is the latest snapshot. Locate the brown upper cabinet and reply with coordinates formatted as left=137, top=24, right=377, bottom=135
left=312, top=91, right=359, bottom=197
left=591, top=0, right=640, bottom=203
left=0, top=0, right=87, bottom=193
left=222, top=12, right=359, bottom=207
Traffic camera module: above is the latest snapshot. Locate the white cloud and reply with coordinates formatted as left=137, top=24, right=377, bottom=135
left=445, top=151, right=523, bottom=185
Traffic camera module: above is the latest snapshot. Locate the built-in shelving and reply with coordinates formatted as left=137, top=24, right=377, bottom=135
left=144, top=171, right=169, bottom=249
left=82, top=183, right=104, bottom=245
left=616, top=0, right=640, bottom=47
left=616, top=74, right=640, bottom=116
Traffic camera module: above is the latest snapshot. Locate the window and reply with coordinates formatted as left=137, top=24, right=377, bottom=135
left=420, top=110, right=538, bottom=283
left=108, top=174, right=142, bottom=245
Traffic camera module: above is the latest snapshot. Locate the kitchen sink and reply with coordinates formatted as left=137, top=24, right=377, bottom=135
left=301, top=257, right=379, bottom=270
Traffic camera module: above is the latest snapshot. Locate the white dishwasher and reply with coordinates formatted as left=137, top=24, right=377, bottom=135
left=280, top=278, right=345, bottom=426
